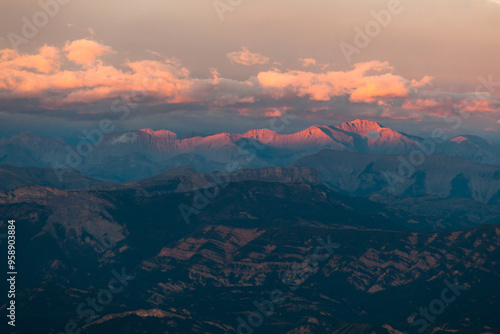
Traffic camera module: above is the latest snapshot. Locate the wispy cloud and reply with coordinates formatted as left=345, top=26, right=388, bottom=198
left=110, top=132, right=138, bottom=145
left=227, top=47, right=270, bottom=66
left=299, top=58, right=317, bottom=68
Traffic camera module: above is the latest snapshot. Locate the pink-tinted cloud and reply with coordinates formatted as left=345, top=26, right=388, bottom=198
left=264, top=109, right=284, bottom=117
left=257, top=61, right=426, bottom=103
left=0, top=43, right=260, bottom=109
left=227, top=47, right=270, bottom=66
left=2, top=40, right=498, bottom=123
left=402, top=99, right=440, bottom=111
left=64, top=39, right=114, bottom=66
left=380, top=108, right=423, bottom=121
left=349, top=74, right=410, bottom=103
left=299, top=58, right=317, bottom=67
left=400, top=91, right=500, bottom=119
left=411, top=75, right=433, bottom=88
left=459, top=98, right=500, bottom=113
left=0, top=45, right=60, bottom=74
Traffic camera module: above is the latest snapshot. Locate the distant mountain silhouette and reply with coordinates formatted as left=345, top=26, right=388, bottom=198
left=2, top=120, right=499, bottom=181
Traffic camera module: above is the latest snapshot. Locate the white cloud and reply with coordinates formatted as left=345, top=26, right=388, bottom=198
left=110, top=133, right=138, bottom=145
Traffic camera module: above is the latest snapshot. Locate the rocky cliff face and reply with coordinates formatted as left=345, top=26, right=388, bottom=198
left=2, top=169, right=500, bottom=334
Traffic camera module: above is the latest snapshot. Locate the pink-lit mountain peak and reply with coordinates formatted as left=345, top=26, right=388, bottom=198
left=295, top=125, right=336, bottom=138
left=450, top=135, right=490, bottom=146
left=129, top=120, right=407, bottom=151
left=242, top=128, right=278, bottom=140
left=451, top=136, right=473, bottom=144
left=140, top=129, right=178, bottom=139
left=336, top=119, right=385, bottom=136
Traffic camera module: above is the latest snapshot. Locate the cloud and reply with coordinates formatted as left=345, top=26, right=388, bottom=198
left=411, top=75, right=433, bottom=88
left=64, top=39, right=114, bottom=66
left=264, top=108, right=284, bottom=117
left=0, top=42, right=258, bottom=109
left=402, top=99, right=440, bottom=111
left=459, top=98, right=500, bottom=113
left=399, top=91, right=500, bottom=119
left=227, top=47, right=270, bottom=66
left=1, top=40, right=498, bottom=124
left=110, top=132, right=138, bottom=145
left=257, top=61, right=426, bottom=103
left=0, top=45, right=60, bottom=74
left=299, top=58, right=317, bottom=67
left=349, top=74, right=410, bottom=103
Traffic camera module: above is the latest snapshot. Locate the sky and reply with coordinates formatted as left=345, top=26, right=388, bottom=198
left=0, top=0, right=499, bottom=141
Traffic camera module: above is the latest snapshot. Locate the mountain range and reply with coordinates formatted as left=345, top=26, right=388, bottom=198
left=1, top=120, right=500, bottom=334
left=2, top=120, right=500, bottom=181
left=2, top=166, right=500, bottom=333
